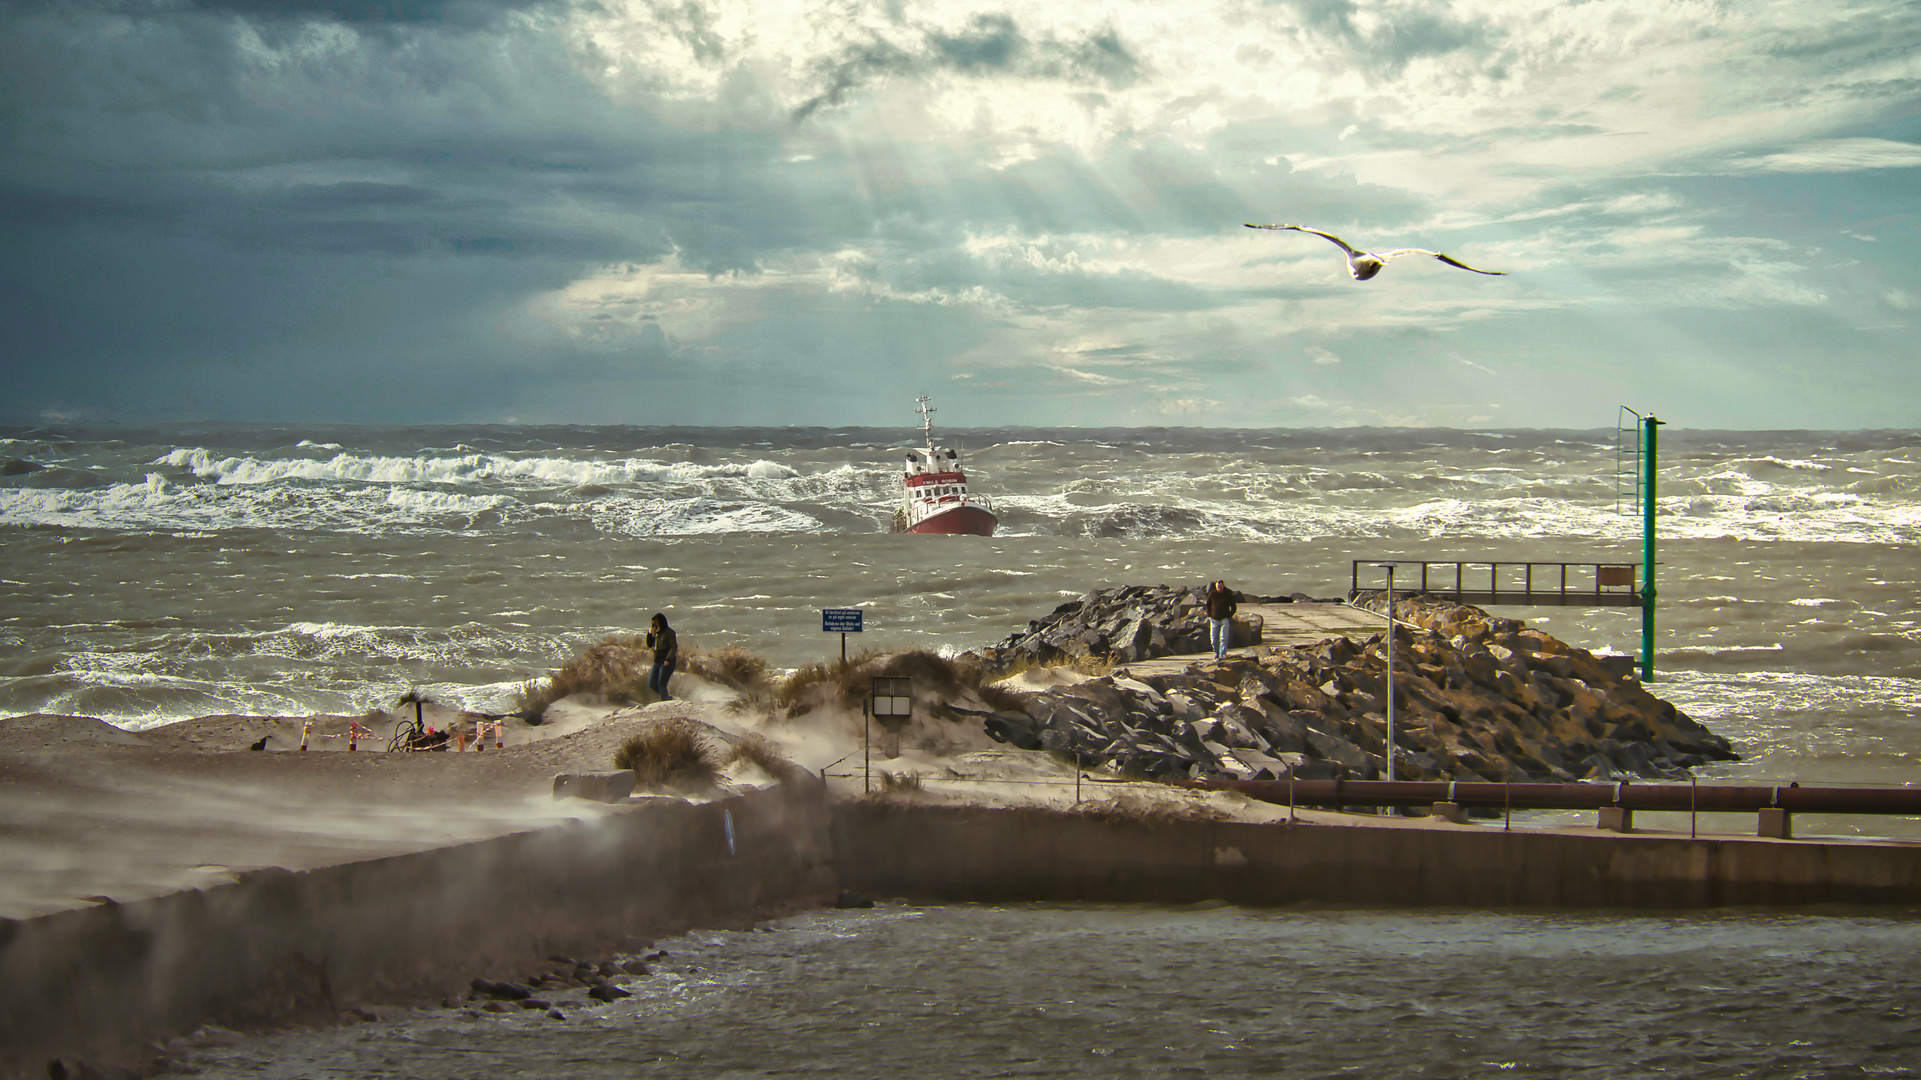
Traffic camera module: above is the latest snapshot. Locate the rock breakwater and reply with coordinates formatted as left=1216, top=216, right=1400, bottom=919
left=979, top=586, right=1736, bottom=783
left=979, top=583, right=1326, bottom=668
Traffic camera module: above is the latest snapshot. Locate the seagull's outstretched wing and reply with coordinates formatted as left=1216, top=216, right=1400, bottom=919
left=1378, top=248, right=1506, bottom=276
left=1245, top=223, right=1362, bottom=256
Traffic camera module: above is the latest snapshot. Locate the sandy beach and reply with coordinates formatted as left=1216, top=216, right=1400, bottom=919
left=0, top=660, right=1323, bottom=925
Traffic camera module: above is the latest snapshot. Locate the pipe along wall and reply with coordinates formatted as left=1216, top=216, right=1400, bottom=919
left=11, top=784, right=1921, bottom=1074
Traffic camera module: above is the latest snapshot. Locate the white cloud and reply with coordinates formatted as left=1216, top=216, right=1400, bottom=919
left=1710, top=138, right=1921, bottom=175
left=8, top=0, right=1921, bottom=426
left=563, top=0, right=1919, bottom=203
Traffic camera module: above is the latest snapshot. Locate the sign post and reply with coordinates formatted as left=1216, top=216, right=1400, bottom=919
left=822, top=608, right=863, bottom=666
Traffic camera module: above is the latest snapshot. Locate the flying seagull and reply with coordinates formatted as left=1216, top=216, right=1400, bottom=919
left=1245, top=223, right=1506, bottom=280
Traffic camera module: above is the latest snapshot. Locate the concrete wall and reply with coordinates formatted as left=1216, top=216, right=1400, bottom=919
left=832, top=803, right=1921, bottom=908
left=15, top=788, right=1921, bottom=1075
left=0, top=781, right=837, bottom=1076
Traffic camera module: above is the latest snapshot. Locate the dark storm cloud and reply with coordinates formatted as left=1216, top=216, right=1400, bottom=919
left=0, top=0, right=853, bottom=266
left=0, top=0, right=555, bottom=23
left=1282, top=0, right=1494, bottom=74
left=0, top=0, right=840, bottom=420
left=792, top=12, right=1142, bottom=122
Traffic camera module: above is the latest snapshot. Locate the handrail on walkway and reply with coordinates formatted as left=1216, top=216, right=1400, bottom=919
left=1179, top=776, right=1921, bottom=815
left=1179, top=776, right=1921, bottom=841
left=1351, top=558, right=1642, bottom=608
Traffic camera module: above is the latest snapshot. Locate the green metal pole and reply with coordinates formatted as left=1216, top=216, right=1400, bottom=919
left=1641, top=415, right=1663, bottom=682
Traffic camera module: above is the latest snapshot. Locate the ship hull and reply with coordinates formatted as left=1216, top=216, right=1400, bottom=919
left=903, top=505, right=998, bottom=536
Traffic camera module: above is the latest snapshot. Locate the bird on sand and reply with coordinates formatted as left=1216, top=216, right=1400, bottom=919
left=1245, top=223, right=1506, bottom=280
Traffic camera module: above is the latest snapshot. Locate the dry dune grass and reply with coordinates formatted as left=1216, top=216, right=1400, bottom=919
left=518, top=634, right=1046, bottom=735
left=773, top=649, right=992, bottom=718
left=515, top=635, right=651, bottom=715
left=614, top=717, right=718, bottom=789
left=516, top=638, right=776, bottom=717
left=728, top=731, right=800, bottom=781
left=613, top=721, right=803, bottom=790
left=985, top=651, right=1113, bottom=684
left=1079, top=789, right=1231, bottom=825
left=682, top=645, right=772, bottom=693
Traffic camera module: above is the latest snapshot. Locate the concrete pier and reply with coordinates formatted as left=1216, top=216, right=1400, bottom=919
left=12, top=781, right=1921, bottom=1075
left=830, top=801, right=1921, bottom=909
left=0, top=782, right=837, bottom=1075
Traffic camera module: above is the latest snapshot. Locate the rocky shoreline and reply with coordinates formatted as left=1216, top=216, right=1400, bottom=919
left=972, top=585, right=1737, bottom=783
left=976, top=583, right=1326, bottom=668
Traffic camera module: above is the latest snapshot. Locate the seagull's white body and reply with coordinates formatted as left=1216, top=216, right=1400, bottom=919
left=1245, top=223, right=1505, bottom=280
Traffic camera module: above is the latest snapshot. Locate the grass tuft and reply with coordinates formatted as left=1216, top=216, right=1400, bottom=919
left=614, top=718, right=718, bottom=790
left=770, top=649, right=988, bottom=719
left=728, top=732, right=796, bottom=780
left=876, top=770, right=923, bottom=794
left=682, top=645, right=772, bottom=693
left=1078, top=790, right=1231, bottom=825
left=513, top=638, right=780, bottom=719
left=515, top=635, right=652, bottom=716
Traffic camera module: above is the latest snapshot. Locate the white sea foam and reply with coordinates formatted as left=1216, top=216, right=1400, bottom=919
left=8, top=423, right=1921, bottom=728
left=590, top=497, right=826, bottom=537
left=153, top=447, right=799, bottom=489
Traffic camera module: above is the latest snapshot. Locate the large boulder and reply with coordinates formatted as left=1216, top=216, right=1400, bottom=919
left=981, top=593, right=1737, bottom=784
left=976, top=584, right=1330, bottom=670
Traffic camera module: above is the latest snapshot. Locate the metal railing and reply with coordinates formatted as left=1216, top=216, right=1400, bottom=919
left=1351, top=559, right=1642, bottom=608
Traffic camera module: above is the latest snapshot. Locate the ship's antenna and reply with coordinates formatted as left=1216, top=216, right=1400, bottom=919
left=916, top=395, right=936, bottom=451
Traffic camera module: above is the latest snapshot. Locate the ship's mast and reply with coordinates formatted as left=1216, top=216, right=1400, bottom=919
left=916, top=395, right=936, bottom=452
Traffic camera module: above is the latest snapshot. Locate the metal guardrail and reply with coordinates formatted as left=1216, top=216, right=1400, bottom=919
left=1178, top=777, right=1921, bottom=815
left=1351, top=559, right=1643, bottom=608
left=827, top=764, right=1921, bottom=840
left=1180, top=775, right=1921, bottom=840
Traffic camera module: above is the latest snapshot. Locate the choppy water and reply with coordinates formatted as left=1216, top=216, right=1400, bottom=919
left=11, top=427, right=1921, bottom=1074
left=155, top=902, right=1921, bottom=1079
left=4, top=424, right=1920, bottom=815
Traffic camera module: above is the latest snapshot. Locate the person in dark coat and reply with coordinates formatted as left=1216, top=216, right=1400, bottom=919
left=646, top=613, right=678, bottom=701
left=1205, top=580, right=1237, bottom=660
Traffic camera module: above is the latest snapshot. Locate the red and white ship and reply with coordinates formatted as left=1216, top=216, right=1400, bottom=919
left=889, top=396, right=997, bottom=536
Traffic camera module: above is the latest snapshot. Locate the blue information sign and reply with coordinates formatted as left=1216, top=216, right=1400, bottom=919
left=822, top=608, right=863, bottom=633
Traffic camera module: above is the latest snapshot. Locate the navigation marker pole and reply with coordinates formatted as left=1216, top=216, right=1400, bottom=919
left=1372, top=562, right=1400, bottom=787
left=1640, top=414, right=1662, bottom=683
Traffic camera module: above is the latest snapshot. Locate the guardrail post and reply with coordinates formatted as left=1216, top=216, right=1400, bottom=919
left=1758, top=808, right=1793, bottom=839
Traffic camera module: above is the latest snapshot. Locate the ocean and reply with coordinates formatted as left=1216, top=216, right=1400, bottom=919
left=153, top=902, right=1921, bottom=1079
left=9, top=423, right=1921, bottom=1075
left=5, top=425, right=1917, bottom=782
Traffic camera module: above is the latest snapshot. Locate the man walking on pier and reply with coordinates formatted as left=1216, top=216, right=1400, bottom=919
left=1206, top=580, right=1237, bottom=660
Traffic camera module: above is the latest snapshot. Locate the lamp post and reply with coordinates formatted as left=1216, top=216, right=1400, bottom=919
left=1372, top=561, right=1399, bottom=783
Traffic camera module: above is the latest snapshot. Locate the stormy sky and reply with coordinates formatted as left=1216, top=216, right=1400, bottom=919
left=2, top=0, right=1917, bottom=428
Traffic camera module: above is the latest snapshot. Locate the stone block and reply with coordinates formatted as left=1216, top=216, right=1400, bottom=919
left=553, top=771, right=637, bottom=802
left=1596, top=805, right=1632, bottom=833
left=1758, top=807, right=1793, bottom=839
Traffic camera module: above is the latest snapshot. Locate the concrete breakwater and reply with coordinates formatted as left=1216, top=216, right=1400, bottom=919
left=978, top=588, right=1735, bottom=783
left=12, top=783, right=1921, bottom=1076
left=0, top=782, right=837, bottom=1076
left=831, top=802, right=1921, bottom=909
